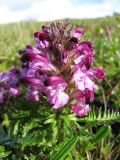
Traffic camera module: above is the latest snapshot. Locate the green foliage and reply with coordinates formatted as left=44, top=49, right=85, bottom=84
left=0, top=146, right=11, bottom=158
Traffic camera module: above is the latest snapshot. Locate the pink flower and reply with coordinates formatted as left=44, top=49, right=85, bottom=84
left=26, top=86, right=40, bottom=102
left=90, top=68, right=105, bottom=80
left=21, top=77, right=43, bottom=86
left=9, top=87, right=21, bottom=97
left=84, top=89, right=94, bottom=103
left=72, top=28, right=84, bottom=40
left=73, top=41, right=95, bottom=68
left=44, top=76, right=69, bottom=109
left=46, top=87, right=69, bottom=109
left=71, top=92, right=90, bottom=117
left=72, top=104, right=90, bottom=117
left=72, top=68, right=97, bottom=91
left=29, top=61, right=57, bottom=72
left=34, top=31, right=50, bottom=49
left=106, top=27, right=113, bottom=36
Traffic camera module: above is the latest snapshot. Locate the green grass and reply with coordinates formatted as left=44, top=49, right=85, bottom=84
left=0, top=16, right=120, bottom=159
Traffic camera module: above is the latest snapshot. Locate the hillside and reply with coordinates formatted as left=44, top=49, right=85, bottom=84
left=0, top=16, right=120, bottom=159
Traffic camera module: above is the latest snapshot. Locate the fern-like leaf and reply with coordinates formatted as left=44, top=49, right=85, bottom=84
left=77, top=108, right=120, bottom=126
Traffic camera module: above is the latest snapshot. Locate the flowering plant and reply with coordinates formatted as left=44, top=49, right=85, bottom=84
left=0, top=22, right=105, bottom=117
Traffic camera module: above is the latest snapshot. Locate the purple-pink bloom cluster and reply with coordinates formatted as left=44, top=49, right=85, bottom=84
left=0, top=22, right=105, bottom=117
left=18, top=22, right=105, bottom=117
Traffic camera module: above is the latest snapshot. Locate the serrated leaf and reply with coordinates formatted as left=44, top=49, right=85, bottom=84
left=78, top=108, right=120, bottom=126
left=22, top=119, right=40, bottom=136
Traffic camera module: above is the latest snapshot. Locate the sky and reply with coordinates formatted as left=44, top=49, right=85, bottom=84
left=0, top=0, right=120, bottom=24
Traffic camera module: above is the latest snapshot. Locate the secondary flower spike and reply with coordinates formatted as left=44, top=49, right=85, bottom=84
left=19, top=22, right=105, bottom=117
left=0, top=68, right=21, bottom=104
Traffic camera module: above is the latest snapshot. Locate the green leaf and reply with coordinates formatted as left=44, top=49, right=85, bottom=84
left=17, top=132, right=40, bottom=148
left=22, top=119, right=40, bottom=136
left=93, top=126, right=109, bottom=143
left=0, top=145, right=11, bottom=158
left=51, top=136, right=78, bottom=160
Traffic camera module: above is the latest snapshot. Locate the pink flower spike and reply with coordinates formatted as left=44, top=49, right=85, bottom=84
left=17, top=22, right=105, bottom=117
